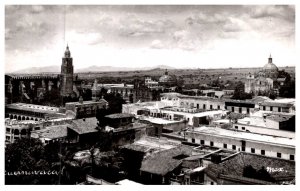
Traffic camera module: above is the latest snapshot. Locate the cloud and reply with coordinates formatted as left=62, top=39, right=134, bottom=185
left=119, top=16, right=176, bottom=37
left=172, top=30, right=201, bottom=51
left=150, top=40, right=165, bottom=49
left=31, top=5, right=45, bottom=14
left=250, top=5, right=295, bottom=22
left=185, top=12, right=228, bottom=26
left=66, top=31, right=103, bottom=45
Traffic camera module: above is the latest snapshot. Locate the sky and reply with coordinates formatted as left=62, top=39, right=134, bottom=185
left=5, top=5, right=295, bottom=73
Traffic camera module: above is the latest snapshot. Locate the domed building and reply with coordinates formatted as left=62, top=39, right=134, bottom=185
left=245, top=55, right=285, bottom=95
left=263, top=55, right=279, bottom=79
left=158, top=69, right=177, bottom=87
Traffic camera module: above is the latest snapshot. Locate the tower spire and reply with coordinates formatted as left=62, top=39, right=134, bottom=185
left=268, top=54, right=272, bottom=63
left=64, top=44, right=71, bottom=58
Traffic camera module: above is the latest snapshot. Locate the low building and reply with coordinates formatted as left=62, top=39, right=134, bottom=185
left=5, top=103, right=67, bottom=121
left=185, top=126, right=295, bottom=161
left=259, top=100, right=295, bottom=114
left=170, top=148, right=237, bottom=185
left=104, top=113, right=135, bottom=128
left=204, top=152, right=295, bottom=185
left=122, top=101, right=169, bottom=116
left=200, top=90, right=224, bottom=99
left=233, top=115, right=295, bottom=139
left=65, top=97, right=108, bottom=119
left=225, top=100, right=256, bottom=115
left=145, top=77, right=159, bottom=89
left=5, top=119, right=43, bottom=144
left=150, top=108, right=227, bottom=127
left=139, top=116, right=186, bottom=137
left=30, top=124, right=69, bottom=144
left=139, top=145, right=194, bottom=184
left=67, top=117, right=99, bottom=144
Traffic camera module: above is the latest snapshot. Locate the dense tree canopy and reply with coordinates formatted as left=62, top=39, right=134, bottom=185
left=231, top=81, right=252, bottom=100
left=5, top=138, right=62, bottom=184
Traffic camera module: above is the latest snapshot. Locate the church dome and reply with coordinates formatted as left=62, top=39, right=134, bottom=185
left=262, top=55, right=279, bottom=79
left=159, top=69, right=177, bottom=85
left=263, top=55, right=278, bottom=72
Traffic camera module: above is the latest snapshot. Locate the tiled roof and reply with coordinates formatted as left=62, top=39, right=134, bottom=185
left=68, top=117, right=98, bottom=134
left=65, top=99, right=108, bottom=106
left=105, top=113, right=134, bottom=119
left=260, top=102, right=293, bottom=107
left=205, top=152, right=295, bottom=183
left=266, top=114, right=294, bottom=122
left=32, top=125, right=68, bottom=139
left=140, top=145, right=193, bottom=175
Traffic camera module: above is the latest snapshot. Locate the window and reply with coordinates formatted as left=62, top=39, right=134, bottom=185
left=203, top=104, right=206, bottom=109
left=6, top=128, right=10, bottom=133
left=223, top=143, right=227, bottom=149
left=278, top=107, right=281, bottom=112
left=197, top=104, right=199, bottom=109
left=242, top=147, right=245, bottom=151
left=239, top=107, right=242, bottom=113
left=192, top=138, right=195, bottom=143
left=210, top=141, right=214, bottom=146
left=290, top=155, right=294, bottom=161
left=225, top=106, right=227, bottom=110
left=270, top=106, right=273, bottom=111
left=242, top=127, right=245, bottom=130
left=247, top=108, right=250, bottom=114
left=251, top=148, right=255, bottom=153
left=211, top=182, right=214, bottom=185
left=232, top=107, right=234, bottom=112
left=232, top=145, right=236, bottom=150
left=210, top=105, right=213, bottom=110
left=263, top=106, right=266, bottom=111
left=218, top=105, right=220, bottom=110
left=200, top=140, right=205, bottom=145
left=261, top=150, right=265, bottom=155
left=277, top=153, right=281, bottom=158
left=235, top=126, right=238, bottom=129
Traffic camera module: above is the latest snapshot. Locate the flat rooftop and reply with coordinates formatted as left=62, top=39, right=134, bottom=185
left=140, top=116, right=183, bottom=125
left=6, top=103, right=60, bottom=114
left=105, top=113, right=134, bottom=119
left=237, top=117, right=266, bottom=127
left=159, top=108, right=227, bottom=118
left=190, top=126, right=295, bottom=148
left=65, top=99, right=107, bottom=106
left=122, top=136, right=180, bottom=153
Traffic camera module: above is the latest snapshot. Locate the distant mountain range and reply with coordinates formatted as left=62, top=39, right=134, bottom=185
left=11, top=64, right=175, bottom=74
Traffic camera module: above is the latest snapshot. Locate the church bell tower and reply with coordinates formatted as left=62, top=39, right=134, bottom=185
left=60, top=45, right=73, bottom=96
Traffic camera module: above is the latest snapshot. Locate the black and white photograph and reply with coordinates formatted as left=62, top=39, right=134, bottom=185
left=3, top=3, right=296, bottom=187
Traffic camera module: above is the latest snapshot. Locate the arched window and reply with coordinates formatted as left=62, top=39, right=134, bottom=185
left=14, top=129, right=19, bottom=135
left=21, top=129, right=27, bottom=135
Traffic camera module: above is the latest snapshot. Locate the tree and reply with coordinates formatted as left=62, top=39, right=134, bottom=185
left=104, top=93, right=126, bottom=114
left=5, top=138, right=60, bottom=184
left=279, top=80, right=295, bottom=98
left=81, top=88, right=92, bottom=101
left=231, top=81, right=252, bottom=100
